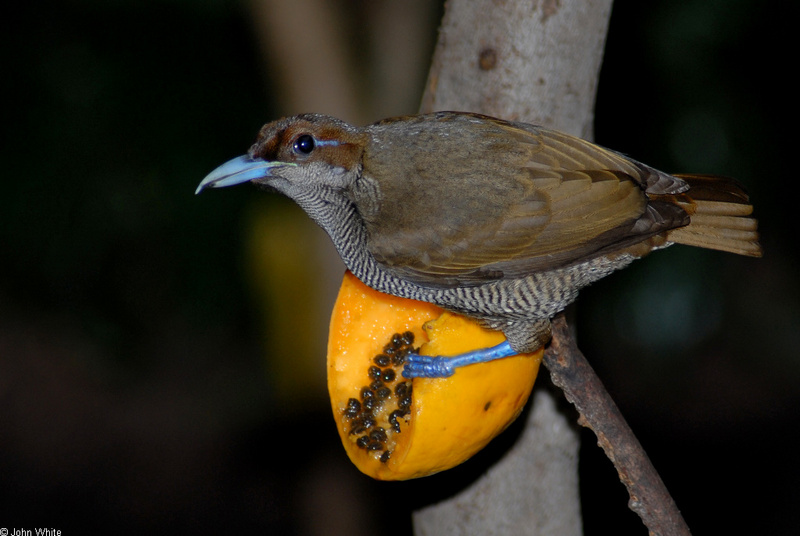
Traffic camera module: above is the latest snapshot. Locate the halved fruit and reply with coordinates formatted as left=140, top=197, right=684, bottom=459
left=327, top=271, right=543, bottom=480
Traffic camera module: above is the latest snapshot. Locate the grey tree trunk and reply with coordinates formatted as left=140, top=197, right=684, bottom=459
left=413, top=2, right=614, bottom=534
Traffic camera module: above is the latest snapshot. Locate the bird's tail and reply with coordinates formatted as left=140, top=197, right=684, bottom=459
left=653, top=174, right=762, bottom=257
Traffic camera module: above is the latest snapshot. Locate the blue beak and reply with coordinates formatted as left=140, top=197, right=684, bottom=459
left=195, top=155, right=296, bottom=195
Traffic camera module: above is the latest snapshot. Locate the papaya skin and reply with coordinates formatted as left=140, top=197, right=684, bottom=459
left=327, top=271, right=543, bottom=480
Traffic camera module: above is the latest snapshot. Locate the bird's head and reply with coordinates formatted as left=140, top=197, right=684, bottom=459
left=196, top=114, right=367, bottom=197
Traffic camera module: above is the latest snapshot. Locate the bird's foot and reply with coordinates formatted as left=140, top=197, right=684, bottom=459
left=402, top=341, right=517, bottom=379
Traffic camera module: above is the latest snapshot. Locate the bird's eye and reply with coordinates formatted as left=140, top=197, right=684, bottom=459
left=293, top=134, right=316, bottom=155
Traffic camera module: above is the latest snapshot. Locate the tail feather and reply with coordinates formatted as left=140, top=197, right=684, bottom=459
left=652, top=174, right=763, bottom=257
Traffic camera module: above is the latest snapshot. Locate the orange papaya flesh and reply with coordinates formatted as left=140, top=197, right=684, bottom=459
left=327, top=271, right=543, bottom=480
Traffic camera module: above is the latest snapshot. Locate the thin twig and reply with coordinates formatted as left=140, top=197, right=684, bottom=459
left=543, top=313, right=691, bottom=536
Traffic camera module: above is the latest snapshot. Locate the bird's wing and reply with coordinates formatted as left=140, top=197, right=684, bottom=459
left=361, top=114, right=689, bottom=287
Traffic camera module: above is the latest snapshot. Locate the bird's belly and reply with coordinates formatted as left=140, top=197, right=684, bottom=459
left=424, top=253, right=636, bottom=321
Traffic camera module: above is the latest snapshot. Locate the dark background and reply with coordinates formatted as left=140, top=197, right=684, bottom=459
left=2, top=0, right=796, bottom=534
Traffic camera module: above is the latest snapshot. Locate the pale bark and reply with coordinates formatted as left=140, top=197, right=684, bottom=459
left=420, top=0, right=613, bottom=140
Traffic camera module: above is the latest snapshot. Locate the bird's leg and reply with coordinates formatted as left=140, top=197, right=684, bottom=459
left=402, top=341, right=517, bottom=378
left=401, top=318, right=551, bottom=378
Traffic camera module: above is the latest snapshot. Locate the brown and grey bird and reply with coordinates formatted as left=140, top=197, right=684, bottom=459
left=196, top=112, right=762, bottom=377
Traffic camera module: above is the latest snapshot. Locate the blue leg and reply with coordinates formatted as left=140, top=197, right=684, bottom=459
left=402, top=340, right=517, bottom=378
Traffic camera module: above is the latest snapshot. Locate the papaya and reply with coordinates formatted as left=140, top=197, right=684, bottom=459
left=327, top=271, right=543, bottom=480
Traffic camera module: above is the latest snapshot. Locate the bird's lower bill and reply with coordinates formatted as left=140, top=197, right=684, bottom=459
left=327, top=271, right=543, bottom=480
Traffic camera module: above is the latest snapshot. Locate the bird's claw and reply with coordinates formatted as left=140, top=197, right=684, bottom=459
left=402, top=354, right=455, bottom=379
left=401, top=341, right=518, bottom=379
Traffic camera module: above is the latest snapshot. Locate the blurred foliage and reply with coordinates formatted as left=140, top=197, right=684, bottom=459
left=1, top=0, right=796, bottom=534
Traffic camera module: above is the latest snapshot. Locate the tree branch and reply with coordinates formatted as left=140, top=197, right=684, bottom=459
left=545, top=314, right=691, bottom=536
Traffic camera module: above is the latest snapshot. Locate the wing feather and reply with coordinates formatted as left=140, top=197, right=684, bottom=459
left=358, top=113, right=689, bottom=287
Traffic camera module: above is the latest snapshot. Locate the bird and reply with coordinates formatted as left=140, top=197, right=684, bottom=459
left=196, top=112, right=762, bottom=378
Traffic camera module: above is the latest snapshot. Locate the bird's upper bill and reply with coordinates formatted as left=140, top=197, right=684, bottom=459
left=195, top=155, right=296, bottom=195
